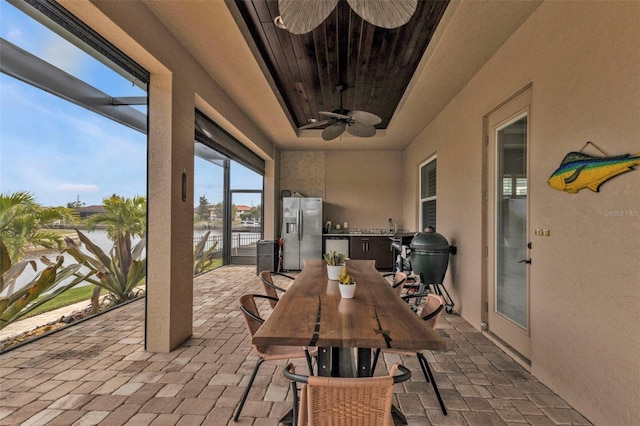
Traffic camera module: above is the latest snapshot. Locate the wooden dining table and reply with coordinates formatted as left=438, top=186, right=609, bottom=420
left=253, top=259, right=446, bottom=378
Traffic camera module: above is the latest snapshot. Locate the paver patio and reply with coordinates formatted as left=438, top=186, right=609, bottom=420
left=0, top=266, right=592, bottom=425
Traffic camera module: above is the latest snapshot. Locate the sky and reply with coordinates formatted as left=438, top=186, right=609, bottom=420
left=0, top=2, right=261, bottom=209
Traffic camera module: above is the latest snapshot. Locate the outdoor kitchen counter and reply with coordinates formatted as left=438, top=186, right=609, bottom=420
left=322, top=231, right=412, bottom=270
left=323, top=233, right=393, bottom=237
left=322, top=231, right=398, bottom=237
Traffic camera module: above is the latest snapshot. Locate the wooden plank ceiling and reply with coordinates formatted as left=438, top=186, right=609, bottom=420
left=234, top=0, right=449, bottom=131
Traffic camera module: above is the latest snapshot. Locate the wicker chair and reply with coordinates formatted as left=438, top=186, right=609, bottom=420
left=371, top=293, right=448, bottom=415
left=283, top=363, right=411, bottom=426
left=259, top=270, right=294, bottom=308
left=382, top=271, right=409, bottom=296
left=233, top=294, right=316, bottom=422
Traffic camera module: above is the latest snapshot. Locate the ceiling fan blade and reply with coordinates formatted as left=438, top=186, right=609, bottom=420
left=299, top=119, right=332, bottom=130
left=322, top=122, right=346, bottom=140
left=347, top=0, right=418, bottom=29
left=349, top=110, right=382, bottom=126
left=278, top=0, right=338, bottom=34
left=319, top=111, right=351, bottom=120
left=346, top=122, right=377, bottom=138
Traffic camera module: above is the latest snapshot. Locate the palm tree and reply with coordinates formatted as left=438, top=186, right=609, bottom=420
left=85, top=194, right=146, bottom=241
left=0, top=191, right=76, bottom=263
left=79, top=195, right=147, bottom=309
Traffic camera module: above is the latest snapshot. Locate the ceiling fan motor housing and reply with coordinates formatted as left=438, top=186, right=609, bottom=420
left=299, top=83, right=381, bottom=140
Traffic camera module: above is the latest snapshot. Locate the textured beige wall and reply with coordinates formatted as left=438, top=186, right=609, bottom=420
left=280, top=151, right=326, bottom=199
left=404, top=2, right=640, bottom=424
left=280, top=151, right=404, bottom=231
left=325, top=151, right=404, bottom=231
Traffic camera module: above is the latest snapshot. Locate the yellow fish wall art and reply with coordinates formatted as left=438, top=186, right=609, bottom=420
left=548, top=151, right=640, bottom=193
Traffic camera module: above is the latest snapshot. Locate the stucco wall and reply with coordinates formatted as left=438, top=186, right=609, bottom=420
left=280, top=151, right=404, bottom=231
left=404, top=2, right=640, bottom=424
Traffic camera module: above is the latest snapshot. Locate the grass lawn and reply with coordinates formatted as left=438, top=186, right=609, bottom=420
left=23, top=261, right=223, bottom=319
left=24, top=285, right=96, bottom=318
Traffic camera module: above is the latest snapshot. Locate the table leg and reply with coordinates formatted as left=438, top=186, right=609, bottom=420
left=319, top=347, right=356, bottom=377
left=317, top=347, right=331, bottom=376
left=357, top=348, right=372, bottom=377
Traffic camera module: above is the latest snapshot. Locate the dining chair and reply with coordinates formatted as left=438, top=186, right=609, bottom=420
left=371, top=293, right=448, bottom=415
left=283, top=363, right=412, bottom=426
left=383, top=271, right=419, bottom=297
left=259, top=270, right=294, bottom=308
left=234, top=294, right=316, bottom=422
left=389, top=271, right=408, bottom=296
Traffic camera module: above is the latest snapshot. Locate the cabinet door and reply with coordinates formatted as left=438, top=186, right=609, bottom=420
left=371, top=237, right=394, bottom=270
left=349, top=237, right=368, bottom=260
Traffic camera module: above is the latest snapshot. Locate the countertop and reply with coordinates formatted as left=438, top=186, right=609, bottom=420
left=322, top=229, right=412, bottom=237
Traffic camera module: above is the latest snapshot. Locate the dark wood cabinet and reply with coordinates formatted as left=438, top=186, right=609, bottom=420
left=349, top=236, right=393, bottom=270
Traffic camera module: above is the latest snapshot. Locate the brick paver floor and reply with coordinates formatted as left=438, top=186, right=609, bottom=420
left=0, top=266, right=592, bottom=425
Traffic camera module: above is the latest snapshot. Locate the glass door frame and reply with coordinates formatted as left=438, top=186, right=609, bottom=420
left=484, top=87, right=532, bottom=362
left=229, top=189, right=263, bottom=265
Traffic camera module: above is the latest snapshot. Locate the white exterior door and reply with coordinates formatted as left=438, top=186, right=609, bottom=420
left=486, top=89, right=532, bottom=360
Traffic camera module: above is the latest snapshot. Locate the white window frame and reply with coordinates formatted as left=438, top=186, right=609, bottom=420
left=419, top=155, right=437, bottom=231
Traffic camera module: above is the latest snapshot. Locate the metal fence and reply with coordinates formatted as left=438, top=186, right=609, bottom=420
left=193, top=231, right=261, bottom=255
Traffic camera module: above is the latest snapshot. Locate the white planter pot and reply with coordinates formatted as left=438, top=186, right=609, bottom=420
left=339, top=282, right=356, bottom=299
left=327, top=264, right=344, bottom=280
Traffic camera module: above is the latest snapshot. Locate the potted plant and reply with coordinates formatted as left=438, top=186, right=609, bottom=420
left=338, top=266, right=356, bottom=299
left=324, top=250, right=346, bottom=280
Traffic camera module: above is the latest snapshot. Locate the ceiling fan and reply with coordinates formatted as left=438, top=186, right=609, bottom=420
left=299, top=84, right=382, bottom=141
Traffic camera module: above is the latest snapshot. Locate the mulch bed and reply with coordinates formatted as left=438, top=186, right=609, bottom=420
left=0, top=306, right=94, bottom=352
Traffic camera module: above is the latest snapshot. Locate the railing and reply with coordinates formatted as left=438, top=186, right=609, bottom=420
left=193, top=231, right=261, bottom=255
left=194, top=233, right=223, bottom=253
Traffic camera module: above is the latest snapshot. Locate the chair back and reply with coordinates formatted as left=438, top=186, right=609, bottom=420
left=391, top=272, right=407, bottom=296
left=286, top=364, right=410, bottom=426
left=259, top=271, right=279, bottom=308
left=418, top=293, right=445, bottom=329
left=239, top=294, right=264, bottom=337
left=259, top=270, right=291, bottom=308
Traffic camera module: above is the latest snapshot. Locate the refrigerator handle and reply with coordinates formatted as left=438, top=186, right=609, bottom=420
left=298, top=209, right=303, bottom=241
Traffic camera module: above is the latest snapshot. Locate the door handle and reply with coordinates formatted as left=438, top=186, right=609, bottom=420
left=518, top=259, right=532, bottom=264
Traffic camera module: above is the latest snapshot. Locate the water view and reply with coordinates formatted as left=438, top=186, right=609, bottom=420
left=3, top=228, right=260, bottom=297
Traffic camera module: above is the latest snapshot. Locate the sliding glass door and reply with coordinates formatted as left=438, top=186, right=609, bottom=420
left=193, top=125, right=264, bottom=270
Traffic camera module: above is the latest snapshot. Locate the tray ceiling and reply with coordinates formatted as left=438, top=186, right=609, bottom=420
left=233, top=0, right=449, bottom=132
left=139, top=0, right=542, bottom=151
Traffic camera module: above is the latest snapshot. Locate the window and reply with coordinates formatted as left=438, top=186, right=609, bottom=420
left=419, top=156, right=437, bottom=231
left=0, top=0, right=148, bottom=342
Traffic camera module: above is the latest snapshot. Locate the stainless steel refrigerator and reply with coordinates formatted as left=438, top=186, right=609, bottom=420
left=282, top=197, right=323, bottom=270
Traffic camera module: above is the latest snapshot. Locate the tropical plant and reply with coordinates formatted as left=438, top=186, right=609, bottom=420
left=324, top=250, right=345, bottom=266
left=64, top=229, right=146, bottom=310
left=338, top=266, right=354, bottom=285
left=0, top=238, right=89, bottom=330
left=0, top=191, right=77, bottom=263
left=73, top=195, right=147, bottom=311
left=193, top=231, right=219, bottom=275
left=84, top=194, right=146, bottom=240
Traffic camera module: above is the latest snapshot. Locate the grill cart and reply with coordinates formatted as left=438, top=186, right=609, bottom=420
left=409, top=231, right=456, bottom=314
